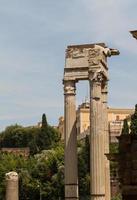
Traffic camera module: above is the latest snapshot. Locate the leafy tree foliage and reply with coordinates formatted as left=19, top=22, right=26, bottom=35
left=0, top=129, right=91, bottom=199
left=0, top=153, right=36, bottom=200
left=0, top=124, right=121, bottom=200
left=0, top=111, right=124, bottom=199
left=0, top=114, right=60, bottom=155
left=121, top=119, right=129, bottom=135
left=110, top=143, right=119, bottom=154
left=0, top=146, right=64, bottom=200
left=111, top=193, right=122, bottom=200
left=0, top=113, right=62, bottom=199
left=130, top=104, right=137, bottom=134
left=78, top=135, right=90, bottom=199
left=41, top=113, right=48, bottom=130
left=33, top=146, right=64, bottom=199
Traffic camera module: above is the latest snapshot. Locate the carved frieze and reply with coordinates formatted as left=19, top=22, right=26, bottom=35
left=88, top=48, right=100, bottom=66
left=66, top=47, right=88, bottom=59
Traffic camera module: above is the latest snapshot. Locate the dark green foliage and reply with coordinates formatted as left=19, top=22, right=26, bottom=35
left=0, top=146, right=64, bottom=200
left=0, top=153, right=36, bottom=200
left=0, top=114, right=98, bottom=199
left=0, top=114, right=60, bottom=155
left=0, top=114, right=62, bottom=199
left=121, top=119, right=129, bottom=135
left=32, top=146, right=64, bottom=199
left=110, top=143, right=119, bottom=154
left=109, top=143, right=119, bottom=187
left=130, top=104, right=137, bottom=134
left=0, top=130, right=91, bottom=199
left=36, top=126, right=60, bottom=152
left=39, top=113, right=49, bottom=150
left=41, top=113, right=48, bottom=130
left=36, top=114, right=60, bottom=152
left=111, top=193, right=122, bottom=200
left=0, top=125, right=35, bottom=145
left=78, top=135, right=90, bottom=198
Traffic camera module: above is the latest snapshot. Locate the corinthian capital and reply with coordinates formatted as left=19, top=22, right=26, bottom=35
left=89, top=70, right=104, bottom=83
left=64, top=81, right=76, bottom=95
left=5, top=171, right=18, bottom=181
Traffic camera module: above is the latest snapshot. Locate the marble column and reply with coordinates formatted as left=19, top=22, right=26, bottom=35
left=89, top=72, right=105, bottom=200
left=5, top=171, right=19, bottom=200
left=102, top=82, right=110, bottom=200
left=64, top=80, right=79, bottom=200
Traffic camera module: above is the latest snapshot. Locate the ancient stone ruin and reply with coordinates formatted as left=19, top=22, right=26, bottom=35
left=5, top=171, right=19, bottom=200
left=63, top=43, right=119, bottom=200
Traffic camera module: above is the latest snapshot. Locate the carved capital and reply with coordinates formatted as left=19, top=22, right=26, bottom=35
left=5, top=171, right=18, bottom=181
left=89, top=70, right=104, bottom=84
left=64, top=81, right=76, bottom=95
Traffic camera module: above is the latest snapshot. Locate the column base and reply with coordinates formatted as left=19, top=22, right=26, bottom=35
left=65, top=184, right=79, bottom=200
left=90, top=194, right=105, bottom=200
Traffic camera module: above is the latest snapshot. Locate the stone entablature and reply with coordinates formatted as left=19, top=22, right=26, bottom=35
left=64, top=43, right=118, bottom=82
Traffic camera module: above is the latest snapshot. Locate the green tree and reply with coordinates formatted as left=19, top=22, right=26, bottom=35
left=36, top=114, right=60, bottom=151
left=0, top=153, right=38, bottom=200
left=0, top=124, right=22, bottom=147
left=0, top=125, right=41, bottom=154
left=41, top=113, right=48, bottom=130
left=121, top=119, right=129, bottom=135
left=78, top=135, right=90, bottom=198
left=0, top=114, right=60, bottom=154
left=32, top=146, right=64, bottom=199
left=130, top=104, right=137, bottom=134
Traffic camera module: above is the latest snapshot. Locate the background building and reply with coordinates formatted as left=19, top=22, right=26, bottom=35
left=58, top=101, right=134, bottom=142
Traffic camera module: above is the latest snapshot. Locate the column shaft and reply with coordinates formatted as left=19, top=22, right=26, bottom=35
left=64, top=81, right=79, bottom=200
left=102, top=83, right=110, bottom=200
left=90, top=76, right=105, bottom=200
left=5, top=172, right=19, bottom=200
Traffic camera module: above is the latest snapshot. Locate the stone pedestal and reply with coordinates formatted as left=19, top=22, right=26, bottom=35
left=5, top=171, right=19, bottom=200
left=102, top=83, right=110, bottom=200
left=64, top=80, right=79, bottom=200
left=89, top=72, right=105, bottom=200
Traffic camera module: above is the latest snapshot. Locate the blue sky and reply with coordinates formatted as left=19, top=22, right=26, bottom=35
left=0, top=0, right=137, bottom=130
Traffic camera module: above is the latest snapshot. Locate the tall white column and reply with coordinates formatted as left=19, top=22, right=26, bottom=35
left=64, top=80, right=79, bottom=200
left=5, top=171, right=19, bottom=200
left=89, top=72, right=105, bottom=200
left=102, top=82, right=110, bottom=200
